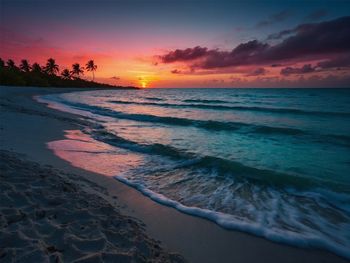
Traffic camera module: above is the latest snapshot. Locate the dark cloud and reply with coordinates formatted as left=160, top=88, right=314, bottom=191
left=256, top=10, right=293, bottom=28
left=201, top=40, right=269, bottom=69
left=232, top=40, right=268, bottom=55
left=246, top=67, right=266, bottom=76
left=264, top=17, right=350, bottom=61
left=280, top=64, right=315, bottom=76
left=111, top=76, right=120, bottom=80
left=159, top=16, right=350, bottom=70
left=317, top=54, right=350, bottom=69
left=160, top=46, right=208, bottom=63
left=304, top=9, right=328, bottom=21
left=280, top=55, right=350, bottom=76
left=171, top=69, right=182, bottom=74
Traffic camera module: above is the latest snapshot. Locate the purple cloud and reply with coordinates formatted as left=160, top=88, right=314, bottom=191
left=200, top=40, right=269, bottom=69
left=280, top=54, right=350, bottom=76
left=160, top=46, right=208, bottom=63
left=246, top=67, right=266, bottom=76
left=317, top=54, right=350, bottom=69
left=264, top=16, right=350, bottom=61
left=280, top=64, right=315, bottom=76
left=158, top=16, right=350, bottom=72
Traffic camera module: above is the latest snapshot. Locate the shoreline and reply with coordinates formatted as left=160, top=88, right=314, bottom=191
left=1, top=86, right=348, bottom=263
left=0, top=85, right=139, bottom=89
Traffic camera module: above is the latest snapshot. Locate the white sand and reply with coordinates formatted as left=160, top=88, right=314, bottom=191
left=0, top=86, right=348, bottom=263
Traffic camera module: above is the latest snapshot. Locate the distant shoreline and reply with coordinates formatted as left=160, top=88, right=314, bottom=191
left=0, top=57, right=139, bottom=89
left=0, top=84, right=139, bottom=89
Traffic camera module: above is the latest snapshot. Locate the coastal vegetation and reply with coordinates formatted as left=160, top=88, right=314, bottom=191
left=0, top=57, right=137, bottom=89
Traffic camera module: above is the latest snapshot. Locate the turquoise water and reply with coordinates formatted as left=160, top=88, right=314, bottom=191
left=39, top=88, right=350, bottom=258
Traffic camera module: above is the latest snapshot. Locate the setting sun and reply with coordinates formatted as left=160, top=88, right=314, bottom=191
left=141, top=81, right=147, bottom=88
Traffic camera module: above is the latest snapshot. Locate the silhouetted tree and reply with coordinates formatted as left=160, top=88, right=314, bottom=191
left=86, top=60, right=97, bottom=81
left=6, top=59, right=17, bottom=70
left=1, top=59, right=24, bottom=85
left=71, top=63, right=84, bottom=78
left=1, top=56, right=136, bottom=89
left=0, top=58, right=4, bottom=69
left=61, top=69, right=71, bottom=79
left=45, top=58, right=59, bottom=75
left=31, top=63, right=42, bottom=73
left=20, top=59, right=31, bottom=72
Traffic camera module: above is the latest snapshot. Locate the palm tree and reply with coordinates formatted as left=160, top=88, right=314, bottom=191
left=61, top=69, right=71, bottom=79
left=71, top=63, right=84, bottom=78
left=6, top=59, right=17, bottom=70
left=45, top=58, right=59, bottom=75
left=20, top=59, right=31, bottom=72
left=32, top=63, right=42, bottom=73
left=85, top=60, right=97, bottom=81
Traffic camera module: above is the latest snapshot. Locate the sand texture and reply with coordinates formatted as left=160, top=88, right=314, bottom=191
left=0, top=150, right=185, bottom=263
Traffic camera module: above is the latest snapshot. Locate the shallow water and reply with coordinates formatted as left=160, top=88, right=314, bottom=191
left=38, top=88, right=350, bottom=259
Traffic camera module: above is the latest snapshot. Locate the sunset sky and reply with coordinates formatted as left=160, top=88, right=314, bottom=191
left=1, top=0, right=350, bottom=88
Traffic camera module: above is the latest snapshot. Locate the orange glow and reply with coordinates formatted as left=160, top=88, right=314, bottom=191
left=1, top=27, right=346, bottom=88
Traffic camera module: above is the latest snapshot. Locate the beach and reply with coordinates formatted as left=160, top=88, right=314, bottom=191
left=0, top=86, right=348, bottom=263
left=0, top=150, right=185, bottom=262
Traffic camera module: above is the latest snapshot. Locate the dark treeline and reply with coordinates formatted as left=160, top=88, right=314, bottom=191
left=0, top=58, right=137, bottom=89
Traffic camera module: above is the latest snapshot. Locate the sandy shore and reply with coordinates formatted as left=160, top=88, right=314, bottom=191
left=0, top=86, right=348, bottom=263
left=0, top=150, right=185, bottom=262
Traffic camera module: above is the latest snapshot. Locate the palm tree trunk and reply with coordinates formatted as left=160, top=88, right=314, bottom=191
left=93, top=71, right=95, bottom=81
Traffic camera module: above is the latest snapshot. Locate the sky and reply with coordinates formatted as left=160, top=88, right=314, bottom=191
left=1, top=0, right=350, bottom=88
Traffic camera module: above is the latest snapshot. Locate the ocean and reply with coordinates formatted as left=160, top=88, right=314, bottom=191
left=37, top=88, right=350, bottom=258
